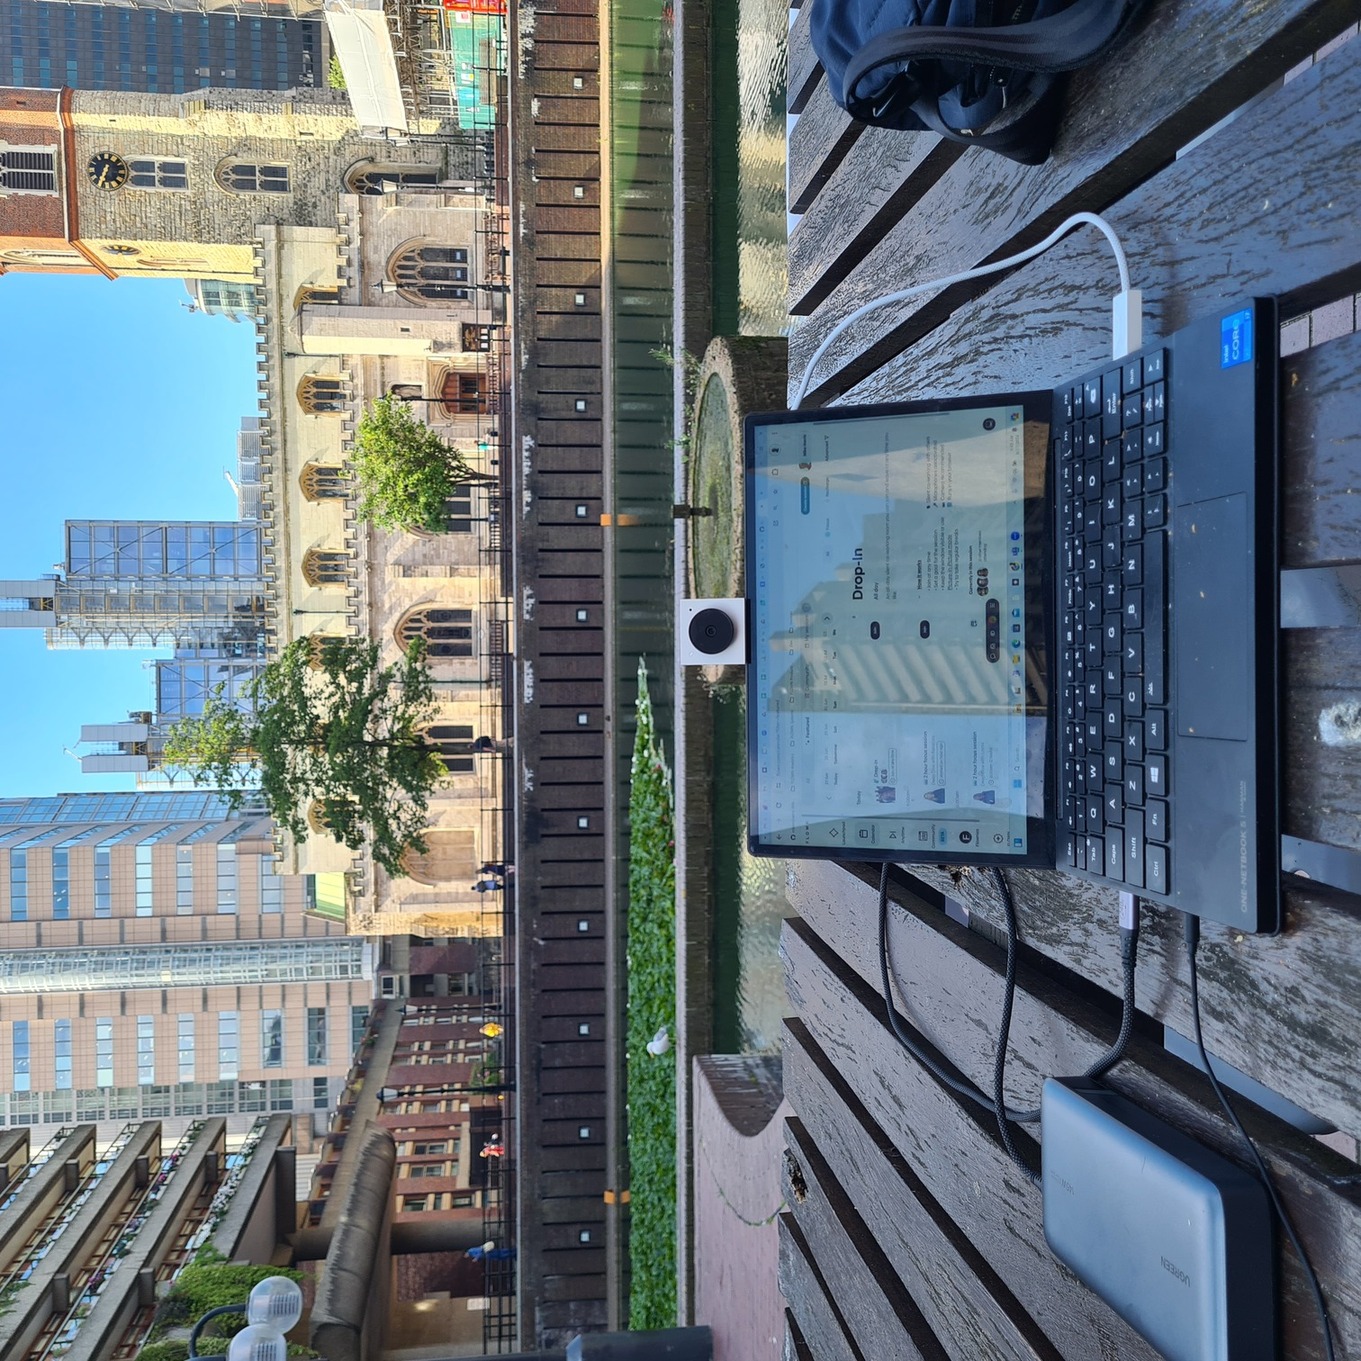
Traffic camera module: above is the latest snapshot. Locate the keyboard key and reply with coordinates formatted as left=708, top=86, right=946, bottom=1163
left=1124, top=809, right=1145, bottom=889
left=1105, top=744, right=1122, bottom=783
left=1123, top=590, right=1142, bottom=630
left=1104, top=784, right=1123, bottom=826
left=1122, top=680, right=1143, bottom=717
left=1103, top=530, right=1121, bottom=570
left=1071, top=384, right=1085, bottom=420
left=1085, top=794, right=1104, bottom=834
left=1105, top=829, right=1124, bottom=880
left=1063, top=832, right=1078, bottom=867
left=1143, top=494, right=1167, bottom=530
left=1086, top=756, right=1103, bottom=788
left=1122, top=506, right=1141, bottom=543
left=1102, top=488, right=1121, bottom=524
left=1146, top=798, right=1168, bottom=842
left=1146, top=753, right=1167, bottom=798
left=1122, top=544, right=1142, bottom=585
left=1143, top=348, right=1166, bottom=383
left=1150, top=381, right=1165, bottom=420
left=1122, top=467, right=1142, bottom=500
left=1085, top=378, right=1101, bottom=414
left=1146, top=843, right=1169, bottom=895
left=1143, top=459, right=1167, bottom=494
left=1085, top=834, right=1104, bottom=870
left=1145, top=710, right=1167, bottom=750
left=1122, top=429, right=1143, bottom=463
left=1124, top=763, right=1144, bottom=806
left=1143, top=422, right=1165, bottom=457
left=1104, top=701, right=1121, bottom=738
left=1124, top=723, right=1144, bottom=763
left=1143, top=534, right=1166, bottom=705
left=1122, top=393, right=1143, bottom=429
left=1123, top=632, right=1143, bottom=674
left=1103, top=443, right=1122, bottom=483
left=1122, top=357, right=1142, bottom=393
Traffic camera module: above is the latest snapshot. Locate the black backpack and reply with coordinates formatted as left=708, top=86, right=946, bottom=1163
left=810, top=0, right=1147, bottom=165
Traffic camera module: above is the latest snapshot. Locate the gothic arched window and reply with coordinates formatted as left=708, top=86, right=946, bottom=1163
left=422, top=724, right=476, bottom=775
left=300, top=465, right=349, bottom=501
left=390, top=243, right=471, bottom=304
left=217, top=162, right=290, bottom=194
left=396, top=608, right=474, bottom=659
left=302, top=550, right=350, bottom=587
left=346, top=164, right=439, bottom=196
left=298, top=376, right=346, bottom=415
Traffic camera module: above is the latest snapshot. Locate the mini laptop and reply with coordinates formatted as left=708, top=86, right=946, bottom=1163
left=743, top=300, right=1280, bottom=931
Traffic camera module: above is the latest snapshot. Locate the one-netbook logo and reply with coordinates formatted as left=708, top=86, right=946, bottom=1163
left=1161, top=1255, right=1191, bottom=1288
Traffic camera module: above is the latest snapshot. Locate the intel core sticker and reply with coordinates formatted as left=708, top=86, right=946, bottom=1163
left=1221, top=308, right=1254, bottom=369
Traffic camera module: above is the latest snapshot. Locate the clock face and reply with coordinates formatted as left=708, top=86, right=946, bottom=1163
left=87, top=151, right=130, bottom=191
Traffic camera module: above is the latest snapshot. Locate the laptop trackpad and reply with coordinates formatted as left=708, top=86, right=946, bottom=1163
left=1174, top=495, right=1250, bottom=741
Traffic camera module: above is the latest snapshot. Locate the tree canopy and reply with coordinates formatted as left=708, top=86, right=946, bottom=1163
left=351, top=394, right=495, bottom=532
left=162, top=636, right=445, bottom=876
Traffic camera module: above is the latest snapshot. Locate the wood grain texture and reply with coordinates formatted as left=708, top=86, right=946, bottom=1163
left=782, top=901, right=1361, bottom=1357
left=788, top=0, right=1361, bottom=404
left=781, top=1118, right=944, bottom=1360
left=783, top=1103, right=1063, bottom=1361
left=787, top=0, right=820, bottom=116
left=788, top=79, right=861, bottom=216
left=781, top=933, right=1164, bottom=1361
left=779, top=1212, right=865, bottom=1361
left=788, top=130, right=958, bottom=315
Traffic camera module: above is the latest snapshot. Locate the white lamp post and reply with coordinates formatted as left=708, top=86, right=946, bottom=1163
left=187, top=1275, right=304, bottom=1361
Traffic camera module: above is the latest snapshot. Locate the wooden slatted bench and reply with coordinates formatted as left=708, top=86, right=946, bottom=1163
left=776, top=2, right=1361, bottom=1357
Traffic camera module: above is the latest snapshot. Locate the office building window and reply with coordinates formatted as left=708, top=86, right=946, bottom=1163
left=216, top=844, right=236, bottom=913
left=351, top=1006, right=370, bottom=1053
left=207, top=1080, right=236, bottom=1114
left=0, top=146, right=57, bottom=195
left=9, top=850, right=26, bottom=921
left=261, top=1010, right=283, bottom=1067
left=136, top=844, right=154, bottom=916
left=269, top=1078, right=294, bottom=1111
left=421, top=723, right=476, bottom=775
left=177, top=846, right=195, bottom=913
left=405, top=1161, right=451, bottom=1178
left=178, top=1014, right=195, bottom=1082
left=137, top=1016, right=155, bottom=1085
left=217, top=162, right=289, bottom=193
left=219, top=1011, right=239, bottom=1079
left=346, top=164, right=438, bottom=195
left=395, top=608, right=474, bottom=659
left=129, top=157, right=188, bottom=189
left=313, top=1076, right=331, bottom=1109
left=12, top=1021, right=30, bottom=1092
left=54, top=1020, right=73, bottom=1090
left=260, top=859, right=283, bottom=914
left=96, top=1019, right=114, bottom=1087
left=52, top=848, right=70, bottom=920
left=94, top=846, right=112, bottom=918
left=306, top=1007, right=327, bottom=1066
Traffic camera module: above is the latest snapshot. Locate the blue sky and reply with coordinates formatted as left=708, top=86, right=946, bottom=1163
left=0, top=272, right=259, bottom=797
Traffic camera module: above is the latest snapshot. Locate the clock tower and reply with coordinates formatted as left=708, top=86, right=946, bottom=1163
left=1, top=84, right=445, bottom=282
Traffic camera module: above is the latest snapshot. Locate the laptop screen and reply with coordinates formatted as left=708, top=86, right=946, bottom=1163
left=744, top=394, right=1055, bottom=864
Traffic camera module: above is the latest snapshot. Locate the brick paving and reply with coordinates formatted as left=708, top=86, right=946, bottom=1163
left=691, top=1056, right=789, bottom=1361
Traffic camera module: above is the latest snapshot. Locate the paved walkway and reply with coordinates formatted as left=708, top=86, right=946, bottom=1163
left=691, top=1056, right=789, bottom=1361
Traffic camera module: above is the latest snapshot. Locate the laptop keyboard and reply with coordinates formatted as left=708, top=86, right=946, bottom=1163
left=1057, top=348, right=1170, bottom=897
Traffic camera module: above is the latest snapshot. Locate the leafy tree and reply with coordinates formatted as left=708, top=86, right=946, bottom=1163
left=351, top=394, right=496, bottom=533
left=162, top=637, right=445, bottom=876
left=327, top=53, right=347, bottom=90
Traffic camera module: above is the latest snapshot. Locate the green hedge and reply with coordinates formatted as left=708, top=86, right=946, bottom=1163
left=625, top=661, right=678, bottom=1329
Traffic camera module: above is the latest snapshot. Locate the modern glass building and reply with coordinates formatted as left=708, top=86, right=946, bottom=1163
left=0, top=792, right=372, bottom=1133
left=0, top=0, right=326, bottom=94
left=0, top=519, right=267, bottom=652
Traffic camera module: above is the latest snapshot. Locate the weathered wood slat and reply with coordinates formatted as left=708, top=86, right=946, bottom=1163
left=784, top=1310, right=814, bottom=1361
left=789, top=129, right=957, bottom=314
left=787, top=0, right=821, bottom=116
left=783, top=903, right=1361, bottom=1358
left=1284, top=624, right=1361, bottom=849
left=1282, top=328, right=1361, bottom=571
left=787, top=80, right=861, bottom=217
left=778, top=1212, right=865, bottom=1361
left=783, top=1107, right=1063, bottom=1361
left=788, top=0, right=1361, bottom=404
left=835, top=44, right=1361, bottom=412
left=780, top=938, right=1164, bottom=1361
left=781, top=1117, right=945, bottom=1360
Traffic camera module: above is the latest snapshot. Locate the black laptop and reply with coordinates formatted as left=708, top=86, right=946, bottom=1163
left=743, top=300, right=1280, bottom=932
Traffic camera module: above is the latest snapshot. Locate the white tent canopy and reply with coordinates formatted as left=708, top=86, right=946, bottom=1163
left=323, top=0, right=409, bottom=136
